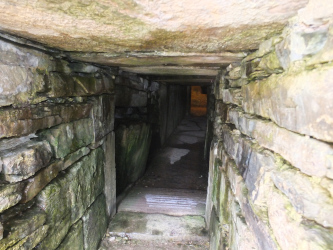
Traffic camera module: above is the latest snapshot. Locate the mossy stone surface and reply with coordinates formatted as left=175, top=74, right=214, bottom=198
left=115, top=122, right=152, bottom=194
left=57, top=220, right=84, bottom=250
left=0, top=207, right=46, bottom=249
left=36, top=148, right=105, bottom=249
left=82, top=194, right=108, bottom=250
left=10, top=225, right=49, bottom=250
left=39, top=118, right=94, bottom=159
left=0, top=182, right=24, bottom=213
left=0, top=103, right=92, bottom=139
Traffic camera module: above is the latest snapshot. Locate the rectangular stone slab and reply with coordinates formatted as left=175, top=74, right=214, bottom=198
left=0, top=103, right=92, bottom=139
left=118, top=187, right=206, bottom=216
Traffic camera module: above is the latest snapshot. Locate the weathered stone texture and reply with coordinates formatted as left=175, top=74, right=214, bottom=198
left=82, top=194, right=108, bottom=250
left=268, top=188, right=333, bottom=249
left=10, top=225, right=49, bottom=250
left=116, top=73, right=149, bottom=91
left=307, top=25, right=333, bottom=66
left=242, top=65, right=333, bottom=143
left=21, top=161, right=63, bottom=203
left=0, top=37, right=116, bottom=250
left=0, top=64, right=46, bottom=107
left=115, top=122, right=152, bottom=194
left=0, top=37, right=116, bottom=108
left=90, top=95, right=115, bottom=142
left=222, top=88, right=242, bottom=106
left=63, top=147, right=91, bottom=170
left=69, top=148, right=105, bottom=224
left=275, top=25, right=329, bottom=70
left=207, top=21, right=333, bottom=246
left=0, top=140, right=52, bottom=182
left=57, top=220, right=84, bottom=250
left=218, top=138, right=278, bottom=250
left=0, top=39, right=54, bottom=70
left=0, top=207, right=47, bottom=249
left=46, top=72, right=114, bottom=98
left=229, top=198, right=259, bottom=250
left=271, top=167, right=333, bottom=228
left=206, top=138, right=277, bottom=250
left=103, top=132, right=116, bottom=218
left=208, top=209, right=222, bottom=250
left=39, top=118, right=94, bottom=159
left=36, top=148, right=105, bottom=249
left=0, top=103, right=92, bottom=139
left=0, top=39, right=53, bottom=107
left=0, top=0, right=307, bottom=56
left=221, top=124, right=333, bottom=228
left=0, top=182, right=24, bottom=212
left=228, top=108, right=333, bottom=178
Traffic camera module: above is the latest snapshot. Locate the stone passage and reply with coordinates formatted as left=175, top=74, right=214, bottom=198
left=0, top=0, right=332, bottom=249
left=99, top=117, right=210, bottom=249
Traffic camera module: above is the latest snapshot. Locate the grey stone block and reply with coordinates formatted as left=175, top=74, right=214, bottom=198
left=82, top=194, right=108, bottom=250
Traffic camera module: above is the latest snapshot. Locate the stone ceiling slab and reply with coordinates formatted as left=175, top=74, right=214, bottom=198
left=0, top=0, right=307, bottom=55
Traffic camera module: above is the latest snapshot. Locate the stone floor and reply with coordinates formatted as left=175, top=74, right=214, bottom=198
left=99, top=116, right=209, bottom=249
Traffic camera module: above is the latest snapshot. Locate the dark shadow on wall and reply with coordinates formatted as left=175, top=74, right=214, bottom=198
left=114, top=79, right=189, bottom=195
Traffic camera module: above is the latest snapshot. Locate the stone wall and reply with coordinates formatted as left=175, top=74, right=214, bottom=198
left=206, top=15, right=333, bottom=249
left=0, top=38, right=116, bottom=249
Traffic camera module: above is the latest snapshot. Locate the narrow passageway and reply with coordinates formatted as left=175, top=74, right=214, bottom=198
left=99, top=116, right=210, bottom=249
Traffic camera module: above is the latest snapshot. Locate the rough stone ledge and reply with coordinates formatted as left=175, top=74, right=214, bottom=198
left=45, top=71, right=115, bottom=98
left=10, top=225, right=49, bottom=250
left=243, top=36, right=283, bottom=62
left=38, top=118, right=94, bottom=159
left=0, top=38, right=116, bottom=108
left=0, top=182, right=25, bottom=213
left=0, top=206, right=47, bottom=249
left=228, top=107, right=333, bottom=178
left=21, top=146, right=91, bottom=204
left=222, top=88, right=242, bottom=106
left=0, top=102, right=92, bottom=139
left=221, top=124, right=333, bottom=229
left=241, top=64, right=333, bottom=143
left=0, top=139, right=52, bottom=182
left=0, top=37, right=55, bottom=70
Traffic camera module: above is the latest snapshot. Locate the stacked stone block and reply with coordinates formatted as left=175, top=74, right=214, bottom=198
left=206, top=19, right=333, bottom=249
left=0, top=38, right=117, bottom=249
